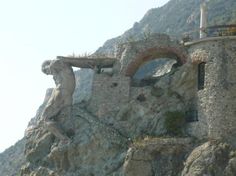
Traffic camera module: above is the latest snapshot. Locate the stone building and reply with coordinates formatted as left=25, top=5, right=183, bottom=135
left=82, top=0, right=236, bottom=147
left=187, top=36, right=236, bottom=146
left=84, top=33, right=236, bottom=146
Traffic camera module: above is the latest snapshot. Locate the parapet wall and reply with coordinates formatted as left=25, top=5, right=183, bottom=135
left=188, top=37, right=236, bottom=146
left=88, top=74, right=130, bottom=119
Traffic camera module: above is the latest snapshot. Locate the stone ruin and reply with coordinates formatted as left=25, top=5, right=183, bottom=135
left=21, top=33, right=236, bottom=176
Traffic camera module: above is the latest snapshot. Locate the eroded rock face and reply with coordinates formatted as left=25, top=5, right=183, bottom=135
left=182, top=141, right=236, bottom=176
left=20, top=56, right=236, bottom=175
left=0, top=139, right=26, bottom=176
left=21, top=36, right=236, bottom=175
left=21, top=59, right=200, bottom=176
left=123, top=138, right=193, bottom=176
left=23, top=106, right=129, bottom=176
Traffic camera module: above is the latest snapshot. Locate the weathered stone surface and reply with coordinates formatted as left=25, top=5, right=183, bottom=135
left=224, top=157, right=236, bottom=176
left=23, top=105, right=129, bottom=176
left=87, top=74, right=130, bottom=119
left=188, top=38, right=236, bottom=146
left=0, top=138, right=26, bottom=176
left=124, top=137, right=193, bottom=176
left=190, top=48, right=209, bottom=64
left=1, top=1, right=236, bottom=175
left=21, top=53, right=199, bottom=175
left=24, top=166, right=58, bottom=176
left=116, top=34, right=188, bottom=76
left=116, top=84, right=184, bottom=138
left=21, top=38, right=236, bottom=176
left=182, top=140, right=236, bottom=176
left=20, top=35, right=203, bottom=175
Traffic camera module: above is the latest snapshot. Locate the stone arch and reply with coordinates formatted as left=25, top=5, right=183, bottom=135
left=125, top=47, right=187, bottom=77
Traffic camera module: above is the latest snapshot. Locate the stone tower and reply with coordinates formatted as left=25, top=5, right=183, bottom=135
left=188, top=36, right=236, bottom=146
left=200, top=0, right=207, bottom=38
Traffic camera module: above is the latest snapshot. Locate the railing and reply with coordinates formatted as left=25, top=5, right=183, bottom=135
left=205, top=24, right=236, bottom=37
left=180, top=24, right=236, bottom=43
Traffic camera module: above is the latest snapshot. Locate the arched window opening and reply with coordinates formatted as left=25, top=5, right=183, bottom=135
left=132, top=58, right=177, bottom=87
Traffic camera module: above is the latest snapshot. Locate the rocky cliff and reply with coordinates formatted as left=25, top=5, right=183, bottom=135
left=19, top=36, right=236, bottom=175
left=1, top=0, right=236, bottom=175
left=20, top=51, right=198, bottom=175
left=0, top=139, right=26, bottom=176
left=3, top=35, right=236, bottom=176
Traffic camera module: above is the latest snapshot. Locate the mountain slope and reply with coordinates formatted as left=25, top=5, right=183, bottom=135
left=95, top=0, right=236, bottom=56
left=0, top=138, right=26, bottom=176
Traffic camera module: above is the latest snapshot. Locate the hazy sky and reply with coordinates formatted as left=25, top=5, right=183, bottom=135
left=0, top=0, right=169, bottom=152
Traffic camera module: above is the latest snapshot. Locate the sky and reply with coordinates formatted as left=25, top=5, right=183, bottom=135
left=0, top=0, right=169, bottom=153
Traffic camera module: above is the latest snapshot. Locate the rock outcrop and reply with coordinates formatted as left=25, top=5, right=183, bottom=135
left=182, top=141, right=236, bottom=176
left=22, top=106, right=129, bottom=176
left=0, top=32, right=233, bottom=176
left=1, top=0, right=236, bottom=175
left=0, top=138, right=26, bottom=176
left=20, top=35, right=199, bottom=175
left=124, top=137, right=193, bottom=176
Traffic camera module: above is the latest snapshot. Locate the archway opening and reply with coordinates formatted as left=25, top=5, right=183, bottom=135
left=132, top=58, right=179, bottom=87
left=125, top=47, right=186, bottom=77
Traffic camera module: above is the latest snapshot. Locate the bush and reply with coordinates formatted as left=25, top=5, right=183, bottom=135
left=164, top=111, right=185, bottom=136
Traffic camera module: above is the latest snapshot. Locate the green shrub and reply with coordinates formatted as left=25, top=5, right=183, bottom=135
left=164, top=111, right=185, bottom=136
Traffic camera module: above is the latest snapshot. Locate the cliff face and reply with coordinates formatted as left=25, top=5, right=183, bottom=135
left=19, top=35, right=199, bottom=176
left=19, top=32, right=236, bottom=175
left=3, top=35, right=236, bottom=176
left=0, top=139, right=26, bottom=176
left=20, top=35, right=236, bottom=175
left=21, top=65, right=196, bottom=175
left=1, top=0, right=236, bottom=175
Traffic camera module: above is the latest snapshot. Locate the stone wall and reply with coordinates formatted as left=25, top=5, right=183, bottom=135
left=116, top=34, right=188, bottom=76
left=88, top=74, right=130, bottom=119
left=188, top=37, right=236, bottom=146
